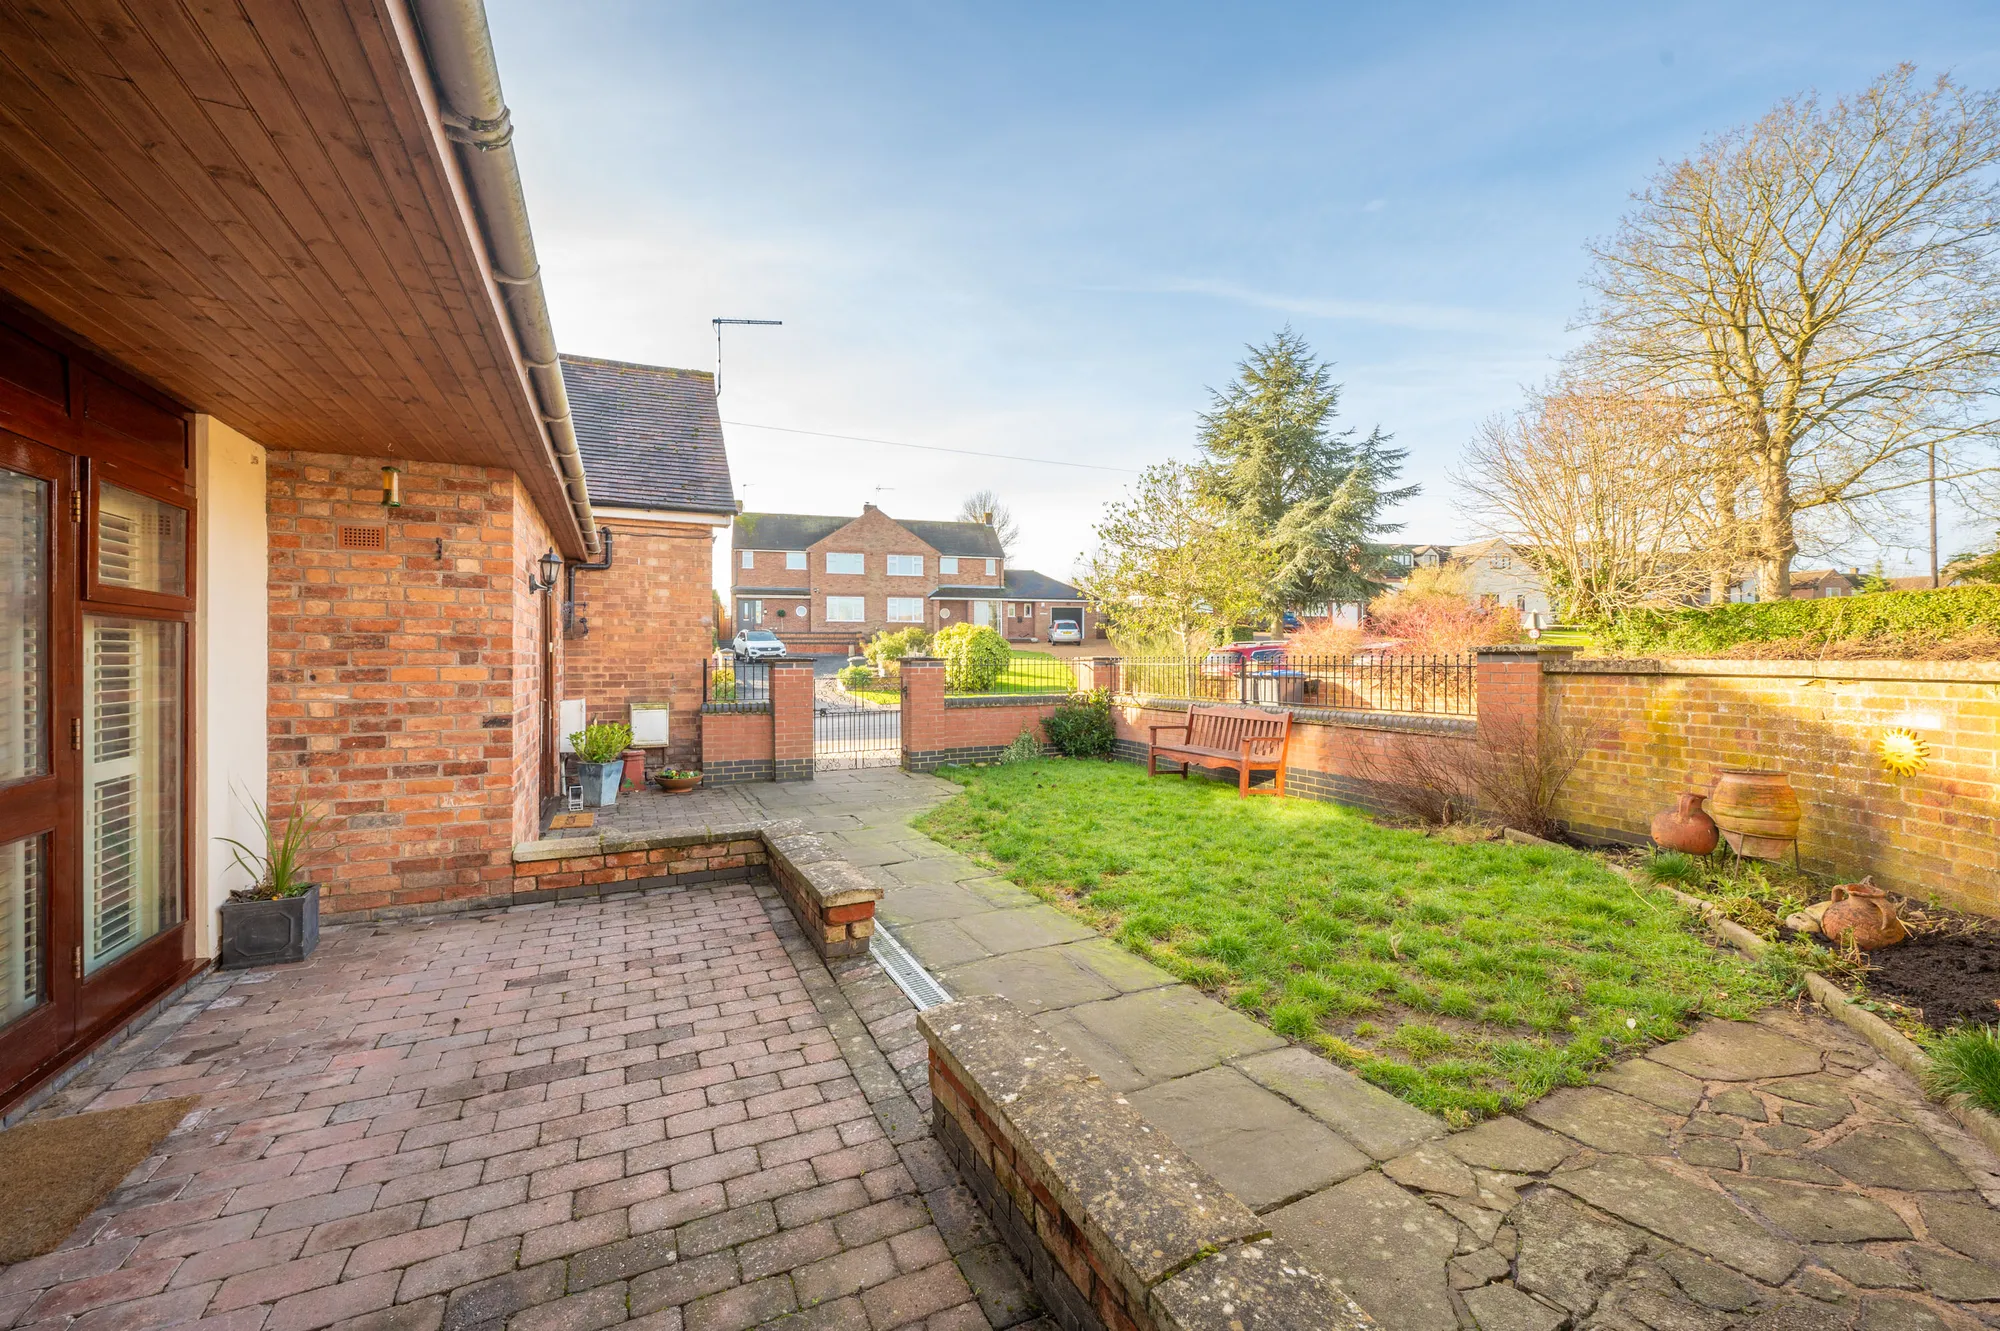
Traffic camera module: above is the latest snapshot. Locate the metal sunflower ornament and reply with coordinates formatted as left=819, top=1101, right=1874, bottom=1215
left=1876, top=727, right=1931, bottom=777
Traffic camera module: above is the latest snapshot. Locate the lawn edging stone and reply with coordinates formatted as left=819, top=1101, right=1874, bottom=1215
left=917, top=994, right=1375, bottom=1330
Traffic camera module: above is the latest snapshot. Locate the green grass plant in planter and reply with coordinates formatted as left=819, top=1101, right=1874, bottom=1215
left=1923, top=1025, right=2000, bottom=1116
left=216, top=792, right=327, bottom=969
left=571, top=722, right=634, bottom=807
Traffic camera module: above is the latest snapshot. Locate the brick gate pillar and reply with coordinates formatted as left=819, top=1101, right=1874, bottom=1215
left=899, top=657, right=945, bottom=771
left=1076, top=656, right=1121, bottom=695
left=1474, top=645, right=1576, bottom=754
left=771, top=658, right=817, bottom=782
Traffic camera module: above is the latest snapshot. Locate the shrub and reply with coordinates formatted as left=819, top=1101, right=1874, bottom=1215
left=1286, top=619, right=1369, bottom=656
left=1000, top=729, right=1043, bottom=764
left=1043, top=689, right=1116, bottom=758
left=837, top=664, right=876, bottom=691
left=1364, top=566, right=1518, bottom=655
left=1601, top=585, right=2000, bottom=658
left=707, top=666, right=736, bottom=702
left=933, top=622, right=1011, bottom=691
left=570, top=722, right=633, bottom=764
left=1469, top=705, right=1598, bottom=840
left=864, top=626, right=930, bottom=669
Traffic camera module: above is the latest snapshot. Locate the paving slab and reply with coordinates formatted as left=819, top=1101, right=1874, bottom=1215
left=1029, top=1009, right=1150, bottom=1093
left=1235, top=1046, right=1444, bottom=1162
left=1064, top=987, right=1284, bottom=1086
left=1919, top=1197, right=2000, bottom=1265
left=1459, top=1282, right=1565, bottom=1331
left=957, top=877, right=1040, bottom=910
left=1721, top=1176, right=1912, bottom=1243
left=876, top=883, right=991, bottom=925
left=950, top=906, right=1097, bottom=955
left=1381, top=1144, right=1477, bottom=1199
left=940, top=949, right=1119, bottom=1015
left=1129, top=1067, right=1370, bottom=1211
left=1511, top=1190, right=1644, bottom=1315
left=1267, top=1171, right=1461, bottom=1331
left=1520, top=1086, right=1672, bottom=1156
left=1813, top=1125, right=1973, bottom=1192
left=1595, top=1057, right=1705, bottom=1114
left=1053, top=939, right=1178, bottom=994
left=1442, top=1117, right=1573, bottom=1175
left=1648, top=1019, right=1823, bottom=1082
left=1548, top=1157, right=1803, bottom=1283
left=883, top=857, right=988, bottom=887
left=895, top=918, right=996, bottom=969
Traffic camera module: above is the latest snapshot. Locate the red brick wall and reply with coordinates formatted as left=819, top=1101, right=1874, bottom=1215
left=564, top=517, right=719, bottom=770
left=510, top=486, right=562, bottom=844
left=700, top=708, right=773, bottom=781
left=771, top=660, right=816, bottom=780
left=268, top=452, right=560, bottom=915
left=1547, top=659, right=2000, bottom=913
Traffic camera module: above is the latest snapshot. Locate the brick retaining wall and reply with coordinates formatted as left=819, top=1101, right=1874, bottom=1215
left=700, top=706, right=774, bottom=783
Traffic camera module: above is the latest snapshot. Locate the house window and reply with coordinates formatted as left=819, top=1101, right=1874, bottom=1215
left=1492, top=556, right=1511, bottom=570
left=985, top=559, right=997, bottom=575
left=825, top=596, right=865, bottom=622
left=826, top=552, right=863, bottom=575
left=785, top=551, right=806, bottom=570
left=740, top=550, right=754, bottom=570
left=1515, top=595, right=1527, bottom=611
left=887, top=554, right=923, bottom=577
left=939, top=556, right=959, bottom=575
left=887, top=597, right=924, bottom=622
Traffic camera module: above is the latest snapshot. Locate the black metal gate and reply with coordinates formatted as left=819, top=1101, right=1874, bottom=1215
left=816, top=688, right=901, bottom=770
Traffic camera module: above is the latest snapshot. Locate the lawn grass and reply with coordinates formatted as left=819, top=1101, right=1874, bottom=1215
left=915, top=760, right=1785, bottom=1122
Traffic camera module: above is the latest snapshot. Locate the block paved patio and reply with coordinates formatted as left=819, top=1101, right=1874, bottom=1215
left=0, top=863, right=1041, bottom=1331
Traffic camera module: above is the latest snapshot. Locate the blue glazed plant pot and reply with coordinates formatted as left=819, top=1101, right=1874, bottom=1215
left=579, top=760, right=623, bottom=808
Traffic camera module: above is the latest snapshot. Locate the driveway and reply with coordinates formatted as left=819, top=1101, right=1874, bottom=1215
left=2, top=873, right=1037, bottom=1331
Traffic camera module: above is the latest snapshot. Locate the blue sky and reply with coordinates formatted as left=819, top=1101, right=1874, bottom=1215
left=489, top=2, right=2000, bottom=586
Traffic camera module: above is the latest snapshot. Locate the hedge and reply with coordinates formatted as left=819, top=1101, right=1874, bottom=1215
left=1602, top=585, right=2000, bottom=655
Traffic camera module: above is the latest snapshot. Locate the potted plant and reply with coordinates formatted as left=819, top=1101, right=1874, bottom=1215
left=216, top=795, right=326, bottom=970
left=570, top=722, right=633, bottom=807
left=653, top=768, right=702, bottom=794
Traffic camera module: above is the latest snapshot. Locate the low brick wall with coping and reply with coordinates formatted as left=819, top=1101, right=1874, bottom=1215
left=920, top=995, right=1372, bottom=1331
left=325, top=819, right=882, bottom=963
left=699, top=705, right=774, bottom=784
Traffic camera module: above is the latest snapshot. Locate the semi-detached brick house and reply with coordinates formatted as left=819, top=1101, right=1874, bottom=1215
left=733, top=503, right=1097, bottom=652
left=0, top=2, right=731, bottom=1113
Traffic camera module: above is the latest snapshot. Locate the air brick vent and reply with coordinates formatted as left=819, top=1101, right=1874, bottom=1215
left=337, top=524, right=385, bottom=551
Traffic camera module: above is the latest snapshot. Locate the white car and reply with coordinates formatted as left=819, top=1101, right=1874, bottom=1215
left=1048, top=620, right=1083, bottom=644
left=731, top=628, right=787, bottom=660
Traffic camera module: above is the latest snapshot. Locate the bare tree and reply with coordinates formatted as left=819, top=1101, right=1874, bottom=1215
left=1457, top=377, right=1743, bottom=619
left=956, top=490, right=1020, bottom=560
left=1584, top=67, right=2000, bottom=598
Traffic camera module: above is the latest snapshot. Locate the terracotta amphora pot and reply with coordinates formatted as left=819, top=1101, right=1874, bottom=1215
left=1651, top=792, right=1720, bottom=855
left=1819, top=878, right=1906, bottom=950
left=1708, top=768, right=1802, bottom=859
left=621, top=748, right=646, bottom=790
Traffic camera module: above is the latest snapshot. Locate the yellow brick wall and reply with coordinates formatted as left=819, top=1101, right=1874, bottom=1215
left=1548, top=661, right=2000, bottom=914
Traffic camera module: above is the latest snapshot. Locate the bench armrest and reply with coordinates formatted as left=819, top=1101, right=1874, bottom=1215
left=1150, top=723, right=1190, bottom=743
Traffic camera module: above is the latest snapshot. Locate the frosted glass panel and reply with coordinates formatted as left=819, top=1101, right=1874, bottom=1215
left=84, top=616, right=182, bottom=972
left=98, top=483, right=186, bottom=596
left=0, top=469, right=46, bottom=786
left=0, top=835, right=44, bottom=1030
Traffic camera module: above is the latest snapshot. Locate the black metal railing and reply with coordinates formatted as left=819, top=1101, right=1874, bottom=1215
left=1120, top=653, right=1476, bottom=716
left=816, top=700, right=901, bottom=767
left=703, top=657, right=771, bottom=711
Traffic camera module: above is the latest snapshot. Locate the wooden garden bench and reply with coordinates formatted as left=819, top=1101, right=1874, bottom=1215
left=1147, top=705, right=1293, bottom=798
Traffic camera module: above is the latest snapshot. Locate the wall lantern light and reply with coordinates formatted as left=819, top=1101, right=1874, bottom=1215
left=530, top=548, right=562, bottom=594
left=380, top=465, right=402, bottom=508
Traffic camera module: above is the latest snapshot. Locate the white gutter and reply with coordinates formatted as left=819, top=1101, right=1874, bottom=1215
left=408, top=0, right=601, bottom=558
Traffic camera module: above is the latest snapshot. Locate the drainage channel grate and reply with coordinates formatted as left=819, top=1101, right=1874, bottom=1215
left=870, top=926, right=951, bottom=1010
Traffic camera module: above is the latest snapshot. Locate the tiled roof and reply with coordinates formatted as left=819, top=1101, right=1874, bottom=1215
left=560, top=354, right=735, bottom=515
left=732, top=511, right=1006, bottom=558
left=1002, top=569, right=1082, bottom=600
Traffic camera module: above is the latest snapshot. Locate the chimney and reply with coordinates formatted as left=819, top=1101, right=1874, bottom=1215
left=862, top=502, right=878, bottom=513
left=981, top=510, right=994, bottom=525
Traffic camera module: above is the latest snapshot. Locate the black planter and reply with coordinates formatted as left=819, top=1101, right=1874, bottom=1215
left=218, top=884, right=320, bottom=970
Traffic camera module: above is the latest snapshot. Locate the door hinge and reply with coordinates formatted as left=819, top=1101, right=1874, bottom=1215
left=73, top=946, right=81, bottom=979
left=71, top=717, right=81, bottom=750
left=70, top=491, right=82, bottom=522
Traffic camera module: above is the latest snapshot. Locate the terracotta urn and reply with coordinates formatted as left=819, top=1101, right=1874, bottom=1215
left=1819, top=878, right=1906, bottom=950
left=1707, top=768, right=1802, bottom=860
left=621, top=748, right=646, bottom=790
left=1650, top=792, right=1720, bottom=855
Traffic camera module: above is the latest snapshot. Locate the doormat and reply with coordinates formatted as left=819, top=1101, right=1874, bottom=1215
left=548, top=812, right=594, bottom=829
left=0, top=1095, right=200, bottom=1263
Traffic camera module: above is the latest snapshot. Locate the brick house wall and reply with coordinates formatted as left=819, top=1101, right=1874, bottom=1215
left=736, top=505, right=1005, bottom=653
left=563, top=515, right=721, bottom=770
left=267, top=452, right=562, bottom=916
left=1001, top=598, right=1101, bottom=643
left=510, top=484, right=562, bottom=843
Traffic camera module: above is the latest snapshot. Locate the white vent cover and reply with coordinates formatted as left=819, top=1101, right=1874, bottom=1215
left=629, top=703, right=669, bottom=748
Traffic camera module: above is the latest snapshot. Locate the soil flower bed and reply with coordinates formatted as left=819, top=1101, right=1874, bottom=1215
left=917, top=760, right=1784, bottom=1122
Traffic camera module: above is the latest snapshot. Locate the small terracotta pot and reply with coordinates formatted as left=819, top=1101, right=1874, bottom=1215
left=1819, top=878, right=1906, bottom=950
left=1650, top=792, right=1719, bottom=855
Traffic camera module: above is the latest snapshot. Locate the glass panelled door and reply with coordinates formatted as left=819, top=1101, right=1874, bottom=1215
left=0, top=435, right=75, bottom=1095
left=83, top=616, right=182, bottom=973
